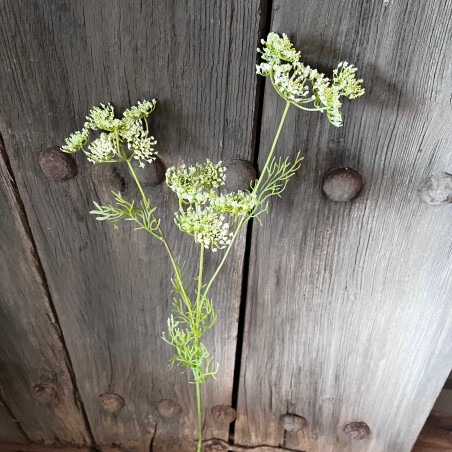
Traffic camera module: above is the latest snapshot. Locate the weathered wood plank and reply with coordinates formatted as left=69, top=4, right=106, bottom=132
left=0, top=399, right=27, bottom=444
left=236, top=0, right=452, bottom=451
left=0, top=136, right=91, bottom=444
left=0, top=1, right=262, bottom=451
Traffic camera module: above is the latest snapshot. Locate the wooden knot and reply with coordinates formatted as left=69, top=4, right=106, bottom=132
left=32, top=382, right=58, bottom=404
left=157, top=399, right=182, bottom=418
left=279, top=413, right=308, bottom=432
left=39, top=147, right=78, bottom=181
left=323, top=167, right=363, bottom=202
left=131, top=157, right=165, bottom=186
left=99, top=393, right=125, bottom=414
left=343, top=421, right=371, bottom=440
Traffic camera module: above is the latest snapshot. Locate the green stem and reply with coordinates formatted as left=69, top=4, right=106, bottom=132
left=194, top=245, right=204, bottom=452
left=196, top=379, right=202, bottom=452
left=126, top=160, right=190, bottom=304
left=252, top=101, right=290, bottom=193
left=203, top=101, right=291, bottom=298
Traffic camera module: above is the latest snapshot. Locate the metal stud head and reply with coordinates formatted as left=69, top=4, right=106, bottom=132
left=211, top=405, right=237, bottom=424
left=343, top=421, right=371, bottom=440
left=323, top=168, right=363, bottom=202
left=224, top=159, right=256, bottom=192
left=157, top=399, right=182, bottom=418
left=418, top=172, right=452, bottom=205
left=279, top=413, right=308, bottom=432
left=39, top=147, right=78, bottom=181
left=99, top=393, right=125, bottom=414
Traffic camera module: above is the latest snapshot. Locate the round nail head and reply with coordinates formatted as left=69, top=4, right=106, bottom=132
left=343, top=421, right=371, bottom=440
left=33, top=383, right=58, bottom=404
left=211, top=405, right=237, bottom=424
left=39, top=147, right=78, bottom=181
left=279, top=413, right=308, bottom=432
left=224, top=160, right=256, bottom=192
left=131, top=156, right=165, bottom=186
left=323, top=168, right=363, bottom=202
left=92, top=164, right=126, bottom=193
left=157, top=399, right=182, bottom=418
left=99, top=393, right=125, bottom=414
left=418, top=172, right=452, bottom=205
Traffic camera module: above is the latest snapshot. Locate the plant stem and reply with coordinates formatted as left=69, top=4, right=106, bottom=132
left=194, top=245, right=204, bottom=452
left=126, top=160, right=190, bottom=304
left=203, top=101, right=291, bottom=298
left=196, top=379, right=202, bottom=452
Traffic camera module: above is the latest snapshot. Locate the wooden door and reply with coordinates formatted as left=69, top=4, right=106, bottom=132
left=0, top=1, right=451, bottom=452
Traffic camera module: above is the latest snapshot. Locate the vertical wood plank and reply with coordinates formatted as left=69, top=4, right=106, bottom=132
left=0, top=137, right=91, bottom=444
left=0, top=399, right=27, bottom=444
left=0, top=1, right=262, bottom=450
left=236, top=0, right=452, bottom=451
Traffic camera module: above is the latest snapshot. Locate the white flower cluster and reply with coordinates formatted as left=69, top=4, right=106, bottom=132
left=167, top=160, right=257, bottom=251
left=213, top=191, right=257, bottom=216
left=60, top=100, right=158, bottom=167
left=120, top=120, right=157, bottom=168
left=256, top=32, right=364, bottom=127
left=86, top=133, right=116, bottom=163
left=174, top=205, right=233, bottom=251
left=61, top=129, right=89, bottom=154
left=166, top=160, right=226, bottom=204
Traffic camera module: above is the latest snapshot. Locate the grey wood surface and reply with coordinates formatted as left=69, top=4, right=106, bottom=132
left=235, top=0, right=452, bottom=451
left=0, top=1, right=262, bottom=451
left=0, top=402, right=26, bottom=444
left=0, top=137, right=91, bottom=444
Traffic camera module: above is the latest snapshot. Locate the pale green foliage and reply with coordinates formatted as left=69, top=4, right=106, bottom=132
left=247, top=153, right=303, bottom=226
left=90, top=192, right=161, bottom=240
left=162, top=261, right=218, bottom=383
left=256, top=32, right=364, bottom=126
left=61, top=99, right=158, bottom=167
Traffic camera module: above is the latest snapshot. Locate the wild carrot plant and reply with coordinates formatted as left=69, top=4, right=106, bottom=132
left=61, top=32, right=363, bottom=452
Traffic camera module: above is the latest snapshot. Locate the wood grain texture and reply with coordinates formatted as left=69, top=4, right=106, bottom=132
left=0, top=137, right=91, bottom=444
left=235, top=0, right=452, bottom=451
left=0, top=1, right=262, bottom=450
left=0, top=401, right=27, bottom=444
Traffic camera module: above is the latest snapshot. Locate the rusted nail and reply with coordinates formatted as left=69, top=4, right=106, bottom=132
left=99, top=393, right=125, bottom=414
left=131, top=156, right=165, bottom=186
left=92, top=164, right=126, bottom=193
left=343, top=421, right=371, bottom=440
left=39, top=147, right=78, bottom=181
left=323, top=167, right=363, bottom=202
left=224, top=159, right=256, bottom=192
left=279, top=413, right=308, bottom=432
left=418, top=172, right=452, bottom=205
left=157, top=399, right=182, bottom=418
left=211, top=405, right=237, bottom=424
left=32, top=383, right=58, bottom=404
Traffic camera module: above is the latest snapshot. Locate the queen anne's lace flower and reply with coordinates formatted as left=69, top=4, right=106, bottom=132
left=86, top=133, right=117, bottom=163
left=174, top=206, right=233, bottom=251
left=256, top=32, right=364, bottom=127
left=61, top=129, right=89, bottom=154
left=60, top=99, right=158, bottom=166
left=213, top=191, right=257, bottom=216
left=166, top=160, right=226, bottom=204
left=120, top=121, right=157, bottom=168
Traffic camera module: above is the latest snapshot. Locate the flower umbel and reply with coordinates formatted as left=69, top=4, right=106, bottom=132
left=256, top=32, right=364, bottom=126
left=61, top=99, right=158, bottom=167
